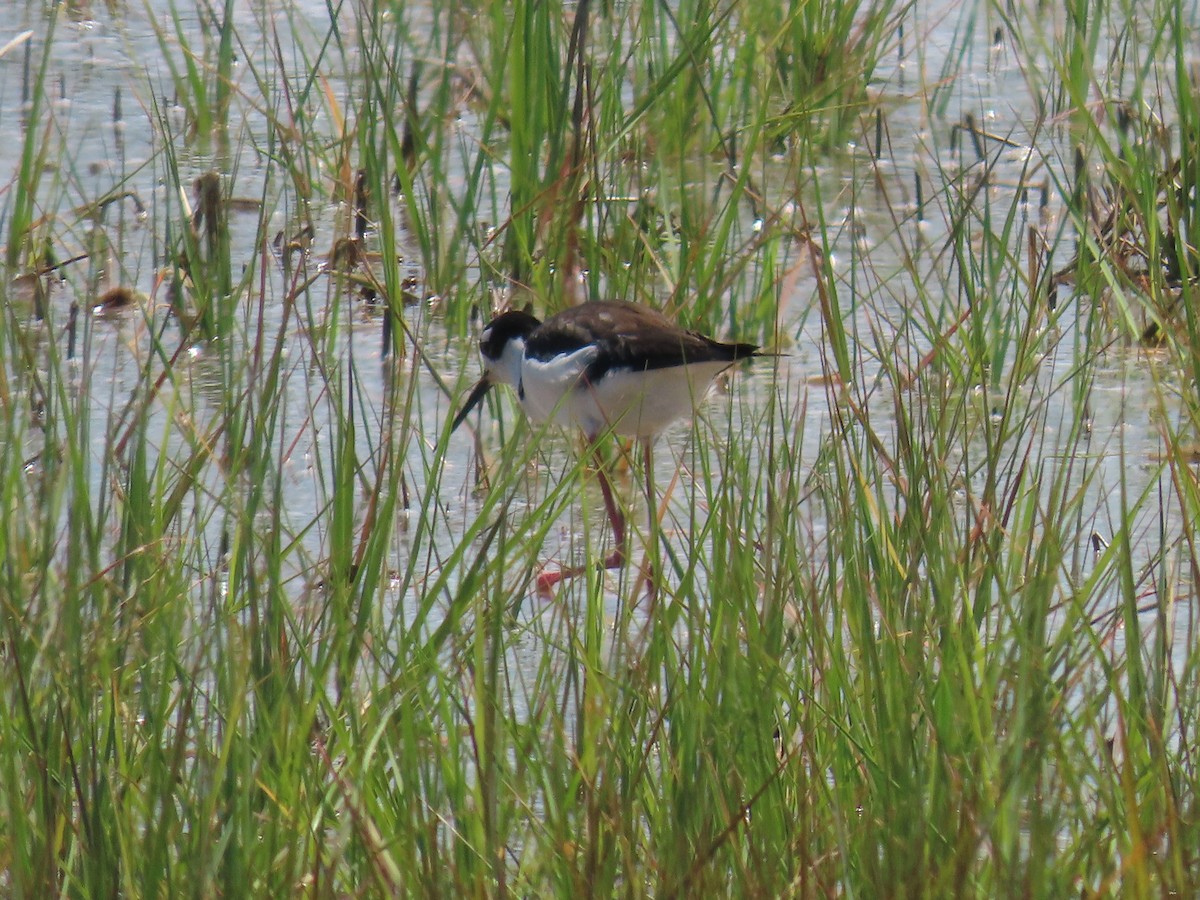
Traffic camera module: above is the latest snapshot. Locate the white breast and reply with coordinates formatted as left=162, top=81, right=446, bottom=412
left=521, top=351, right=731, bottom=440
left=519, top=345, right=599, bottom=427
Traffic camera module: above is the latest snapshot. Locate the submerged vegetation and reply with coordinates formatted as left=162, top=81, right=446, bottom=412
left=2, top=0, right=1200, bottom=894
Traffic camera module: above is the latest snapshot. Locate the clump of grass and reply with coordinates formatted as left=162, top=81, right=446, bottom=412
left=6, top=19, right=54, bottom=271
left=145, top=0, right=239, bottom=140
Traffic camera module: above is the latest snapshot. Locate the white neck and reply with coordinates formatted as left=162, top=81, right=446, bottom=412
left=488, top=337, right=526, bottom=388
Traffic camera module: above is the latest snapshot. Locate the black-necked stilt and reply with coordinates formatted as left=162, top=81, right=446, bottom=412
left=453, top=299, right=765, bottom=590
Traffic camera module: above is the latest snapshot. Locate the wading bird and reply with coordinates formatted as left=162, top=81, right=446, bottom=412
left=453, top=300, right=765, bottom=590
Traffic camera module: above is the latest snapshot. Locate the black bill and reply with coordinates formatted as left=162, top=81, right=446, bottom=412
left=451, top=375, right=494, bottom=431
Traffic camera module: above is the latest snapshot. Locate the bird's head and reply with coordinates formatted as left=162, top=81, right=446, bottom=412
left=452, top=309, right=542, bottom=431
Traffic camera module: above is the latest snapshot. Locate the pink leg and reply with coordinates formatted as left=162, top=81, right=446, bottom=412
left=594, top=446, right=627, bottom=569
left=535, top=444, right=628, bottom=594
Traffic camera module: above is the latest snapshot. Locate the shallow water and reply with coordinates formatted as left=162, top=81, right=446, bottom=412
left=0, top=0, right=1183, bottom=660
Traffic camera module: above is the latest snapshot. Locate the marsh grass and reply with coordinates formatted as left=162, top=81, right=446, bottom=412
left=2, top=0, right=1200, bottom=895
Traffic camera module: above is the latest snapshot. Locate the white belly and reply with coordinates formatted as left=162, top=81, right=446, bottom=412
left=521, top=350, right=730, bottom=439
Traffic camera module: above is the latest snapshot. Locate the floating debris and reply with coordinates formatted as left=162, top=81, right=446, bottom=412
left=94, top=285, right=144, bottom=314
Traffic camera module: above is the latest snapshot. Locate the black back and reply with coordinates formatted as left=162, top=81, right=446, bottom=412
left=524, top=300, right=760, bottom=382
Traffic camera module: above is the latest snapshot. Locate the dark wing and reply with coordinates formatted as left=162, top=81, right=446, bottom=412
left=529, top=300, right=759, bottom=382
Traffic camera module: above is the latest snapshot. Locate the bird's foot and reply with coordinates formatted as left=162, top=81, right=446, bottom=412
left=601, top=547, right=625, bottom=570
left=534, top=547, right=627, bottom=597
left=535, top=567, right=566, bottom=597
